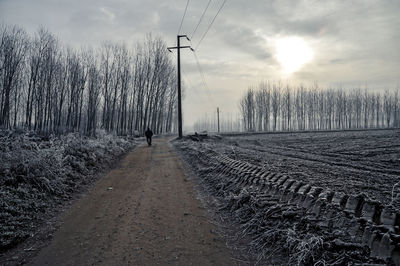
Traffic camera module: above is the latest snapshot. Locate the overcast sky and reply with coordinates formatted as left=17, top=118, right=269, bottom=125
left=1, top=0, right=399, bottom=130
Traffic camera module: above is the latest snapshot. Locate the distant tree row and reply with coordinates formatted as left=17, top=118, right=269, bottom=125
left=239, top=82, right=400, bottom=132
left=193, top=112, right=242, bottom=133
left=0, top=25, right=178, bottom=136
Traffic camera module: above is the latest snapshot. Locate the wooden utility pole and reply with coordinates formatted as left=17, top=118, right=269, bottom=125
left=167, top=35, right=193, bottom=138
left=217, top=107, right=220, bottom=133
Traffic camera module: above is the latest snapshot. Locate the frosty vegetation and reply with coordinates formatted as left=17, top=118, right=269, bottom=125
left=0, top=130, right=137, bottom=251
left=0, top=24, right=178, bottom=136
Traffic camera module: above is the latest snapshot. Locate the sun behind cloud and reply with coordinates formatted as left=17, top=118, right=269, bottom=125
left=275, top=37, right=313, bottom=74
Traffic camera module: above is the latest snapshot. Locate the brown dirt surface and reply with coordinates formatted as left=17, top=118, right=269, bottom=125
left=27, top=137, right=234, bottom=265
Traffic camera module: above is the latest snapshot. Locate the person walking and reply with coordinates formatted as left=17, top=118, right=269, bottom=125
left=145, top=127, right=153, bottom=146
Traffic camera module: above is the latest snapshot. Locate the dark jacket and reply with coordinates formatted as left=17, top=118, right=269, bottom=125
left=145, top=129, right=153, bottom=138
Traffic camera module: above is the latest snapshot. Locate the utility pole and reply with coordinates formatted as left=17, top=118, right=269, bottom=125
left=167, top=35, right=193, bottom=138
left=217, top=107, right=220, bottom=133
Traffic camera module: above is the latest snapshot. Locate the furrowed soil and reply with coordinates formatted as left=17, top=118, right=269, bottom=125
left=26, top=137, right=233, bottom=265
left=171, top=129, right=400, bottom=264
left=203, top=129, right=400, bottom=208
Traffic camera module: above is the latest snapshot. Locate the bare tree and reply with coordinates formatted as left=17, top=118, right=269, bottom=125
left=239, top=88, right=255, bottom=131
left=0, top=25, right=28, bottom=129
left=234, top=82, right=398, bottom=133
left=0, top=24, right=177, bottom=136
left=271, top=84, right=280, bottom=131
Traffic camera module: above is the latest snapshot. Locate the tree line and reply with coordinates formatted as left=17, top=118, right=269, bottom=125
left=193, top=111, right=242, bottom=133
left=239, top=82, right=399, bottom=132
left=0, top=24, right=178, bottom=136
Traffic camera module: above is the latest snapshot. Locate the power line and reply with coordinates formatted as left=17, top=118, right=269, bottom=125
left=181, top=68, right=201, bottom=100
left=187, top=39, right=215, bottom=107
left=177, top=0, right=190, bottom=35
left=195, top=0, right=228, bottom=51
left=191, top=0, right=212, bottom=40
left=191, top=49, right=215, bottom=106
left=182, top=68, right=215, bottom=110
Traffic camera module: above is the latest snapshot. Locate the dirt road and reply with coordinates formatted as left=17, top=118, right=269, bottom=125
left=29, top=138, right=233, bottom=265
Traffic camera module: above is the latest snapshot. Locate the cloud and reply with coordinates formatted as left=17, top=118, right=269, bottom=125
left=1, top=0, right=400, bottom=127
left=99, top=7, right=116, bottom=22
left=218, top=22, right=271, bottom=60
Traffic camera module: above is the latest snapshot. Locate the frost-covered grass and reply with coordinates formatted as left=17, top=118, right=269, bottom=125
left=0, top=130, right=138, bottom=251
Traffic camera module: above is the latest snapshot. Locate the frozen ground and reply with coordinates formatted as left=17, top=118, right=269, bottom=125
left=198, top=129, right=400, bottom=208
left=173, top=129, right=400, bottom=264
left=0, top=131, right=138, bottom=254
